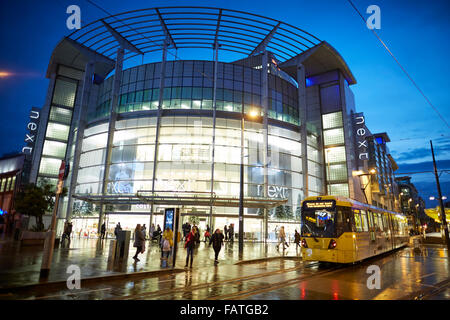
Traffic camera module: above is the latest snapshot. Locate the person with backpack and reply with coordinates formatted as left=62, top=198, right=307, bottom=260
left=184, top=227, right=197, bottom=268
left=209, top=229, right=224, bottom=264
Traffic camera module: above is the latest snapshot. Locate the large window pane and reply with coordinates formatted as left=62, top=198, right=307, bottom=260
left=46, top=122, right=70, bottom=140
left=42, top=140, right=67, bottom=158
left=322, top=111, right=343, bottom=129
left=52, top=79, right=77, bottom=107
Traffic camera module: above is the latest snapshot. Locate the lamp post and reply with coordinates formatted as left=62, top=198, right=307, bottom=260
left=355, top=168, right=377, bottom=204
left=430, top=140, right=450, bottom=252
left=239, top=109, right=259, bottom=257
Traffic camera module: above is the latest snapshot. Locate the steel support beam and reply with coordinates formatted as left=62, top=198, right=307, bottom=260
left=99, top=47, right=124, bottom=231
left=209, top=43, right=219, bottom=231
left=101, top=20, right=143, bottom=55
left=262, top=51, right=269, bottom=242
left=250, top=22, right=281, bottom=56
left=65, top=61, right=95, bottom=223
left=155, top=8, right=177, bottom=49
left=297, top=64, right=309, bottom=199
left=149, top=40, right=169, bottom=228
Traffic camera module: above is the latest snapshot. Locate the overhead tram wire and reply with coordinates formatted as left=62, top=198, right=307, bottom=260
left=346, top=0, right=450, bottom=132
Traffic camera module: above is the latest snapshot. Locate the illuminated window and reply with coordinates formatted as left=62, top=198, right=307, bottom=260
left=322, top=112, right=343, bottom=129
left=328, top=183, right=349, bottom=197
left=323, top=128, right=345, bottom=146
left=49, top=107, right=72, bottom=124
left=42, top=140, right=67, bottom=158
left=0, top=179, right=5, bottom=192
left=38, top=157, right=62, bottom=176
left=326, top=163, right=347, bottom=181
left=325, top=146, right=346, bottom=163
left=10, top=176, right=16, bottom=191
left=354, top=212, right=362, bottom=232
left=361, top=210, right=369, bottom=231
left=52, top=79, right=77, bottom=107
left=45, top=122, right=70, bottom=141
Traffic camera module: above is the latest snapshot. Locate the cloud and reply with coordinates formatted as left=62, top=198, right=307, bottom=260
left=391, top=140, right=450, bottom=163
left=396, top=159, right=450, bottom=175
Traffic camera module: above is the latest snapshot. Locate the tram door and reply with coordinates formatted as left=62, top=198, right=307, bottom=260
left=367, top=211, right=377, bottom=255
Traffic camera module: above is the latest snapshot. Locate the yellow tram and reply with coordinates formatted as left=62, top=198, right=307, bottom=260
left=300, top=196, right=409, bottom=264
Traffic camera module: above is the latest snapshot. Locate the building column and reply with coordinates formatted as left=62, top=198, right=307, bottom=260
left=99, top=47, right=124, bottom=232
left=65, top=61, right=95, bottom=223
left=297, top=64, right=308, bottom=199
left=209, top=43, right=219, bottom=231
left=261, top=51, right=269, bottom=242
left=149, top=39, right=169, bottom=228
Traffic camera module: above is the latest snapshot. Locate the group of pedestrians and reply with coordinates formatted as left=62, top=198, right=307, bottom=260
left=275, top=226, right=302, bottom=251
left=223, top=223, right=235, bottom=242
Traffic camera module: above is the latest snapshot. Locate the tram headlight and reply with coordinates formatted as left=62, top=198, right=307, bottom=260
left=328, top=239, right=337, bottom=249
left=301, top=239, right=308, bottom=248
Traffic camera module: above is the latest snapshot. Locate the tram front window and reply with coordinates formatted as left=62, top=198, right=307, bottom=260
left=301, top=207, right=336, bottom=238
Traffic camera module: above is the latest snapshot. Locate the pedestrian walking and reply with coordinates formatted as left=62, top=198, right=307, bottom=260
left=228, top=224, right=234, bottom=243
left=294, top=229, right=301, bottom=249
left=224, top=225, right=228, bottom=241
left=184, top=227, right=197, bottom=268
left=209, top=229, right=224, bottom=264
left=142, top=224, right=147, bottom=240
left=204, top=229, right=211, bottom=242
left=161, top=227, right=174, bottom=267
left=100, top=222, right=106, bottom=239
left=193, top=226, right=200, bottom=244
left=276, top=226, right=289, bottom=250
left=132, top=224, right=145, bottom=261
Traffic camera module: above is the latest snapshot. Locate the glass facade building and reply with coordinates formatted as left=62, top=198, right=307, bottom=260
left=25, top=7, right=399, bottom=240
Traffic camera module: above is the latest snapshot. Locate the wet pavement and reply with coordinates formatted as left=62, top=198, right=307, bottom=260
left=0, top=235, right=449, bottom=300
left=0, top=235, right=300, bottom=289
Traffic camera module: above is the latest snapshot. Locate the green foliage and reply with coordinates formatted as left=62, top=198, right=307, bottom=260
left=188, top=215, right=200, bottom=226
left=15, top=181, right=67, bottom=231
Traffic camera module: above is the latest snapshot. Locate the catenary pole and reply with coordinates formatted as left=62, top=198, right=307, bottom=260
left=430, top=140, right=450, bottom=251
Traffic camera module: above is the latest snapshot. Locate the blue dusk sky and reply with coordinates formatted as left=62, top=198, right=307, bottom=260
left=0, top=0, right=449, bottom=207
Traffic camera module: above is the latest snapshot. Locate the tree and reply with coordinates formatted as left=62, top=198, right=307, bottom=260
left=284, top=206, right=294, bottom=220
left=274, top=205, right=285, bottom=220
left=15, top=182, right=67, bottom=231
left=188, top=215, right=200, bottom=226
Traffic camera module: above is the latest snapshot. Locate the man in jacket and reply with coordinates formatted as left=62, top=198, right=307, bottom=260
left=209, top=229, right=224, bottom=264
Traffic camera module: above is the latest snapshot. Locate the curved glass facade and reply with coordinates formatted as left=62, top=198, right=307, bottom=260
left=90, top=61, right=299, bottom=126
left=77, top=115, right=304, bottom=216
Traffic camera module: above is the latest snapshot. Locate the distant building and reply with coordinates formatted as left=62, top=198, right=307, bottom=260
left=395, top=176, right=429, bottom=231
left=0, top=153, right=25, bottom=215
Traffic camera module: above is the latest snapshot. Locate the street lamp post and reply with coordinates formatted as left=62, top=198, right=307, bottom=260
left=430, top=140, right=450, bottom=252
left=355, top=168, right=377, bottom=205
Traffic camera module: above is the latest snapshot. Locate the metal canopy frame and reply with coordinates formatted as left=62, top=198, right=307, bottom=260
left=72, top=190, right=287, bottom=210
left=67, top=6, right=321, bottom=63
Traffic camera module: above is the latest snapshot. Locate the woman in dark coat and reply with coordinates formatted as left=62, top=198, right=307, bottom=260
left=133, top=224, right=145, bottom=261
left=209, top=229, right=224, bottom=264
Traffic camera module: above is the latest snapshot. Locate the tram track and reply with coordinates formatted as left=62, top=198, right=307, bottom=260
left=114, top=261, right=315, bottom=300
left=114, top=261, right=341, bottom=300
left=207, top=264, right=344, bottom=300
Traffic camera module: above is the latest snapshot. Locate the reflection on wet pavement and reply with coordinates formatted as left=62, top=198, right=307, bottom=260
left=1, top=236, right=448, bottom=300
